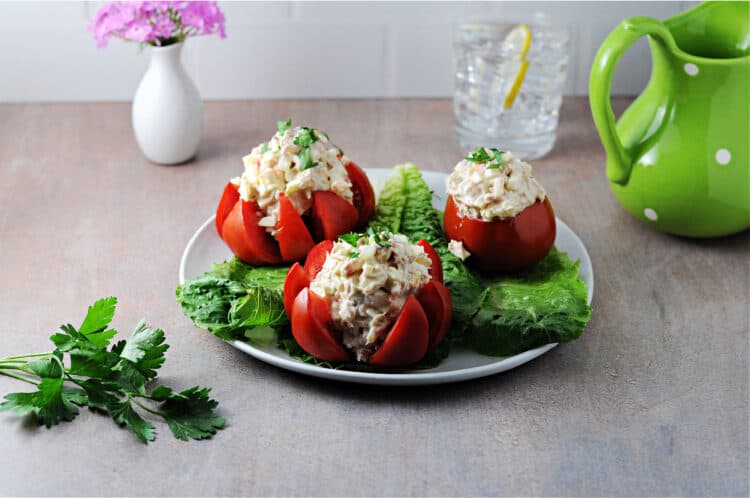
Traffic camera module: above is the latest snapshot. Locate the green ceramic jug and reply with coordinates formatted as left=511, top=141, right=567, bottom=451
left=590, top=1, right=750, bottom=237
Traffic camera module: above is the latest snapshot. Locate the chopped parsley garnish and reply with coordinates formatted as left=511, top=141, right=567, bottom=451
left=349, top=251, right=360, bottom=259
left=338, top=148, right=344, bottom=157
left=297, top=147, right=317, bottom=171
left=260, top=142, right=270, bottom=153
left=466, top=147, right=505, bottom=169
left=367, top=227, right=392, bottom=248
left=277, top=118, right=292, bottom=135
left=320, top=131, right=330, bottom=141
left=294, top=127, right=319, bottom=148
left=339, top=232, right=361, bottom=247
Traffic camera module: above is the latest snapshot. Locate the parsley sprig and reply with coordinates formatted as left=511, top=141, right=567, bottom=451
left=277, top=118, right=292, bottom=135
left=0, top=297, right=225, bottom=443
left=338, top=229, right=393, bottom=250
left=466, top=147, right=505, bottom=169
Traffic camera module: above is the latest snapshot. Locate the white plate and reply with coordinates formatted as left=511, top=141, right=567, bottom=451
left=179, top=169, right=594, bottom=386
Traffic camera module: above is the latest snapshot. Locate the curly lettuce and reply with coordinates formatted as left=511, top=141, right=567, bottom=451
left=176, top=259, right=289, bottom=341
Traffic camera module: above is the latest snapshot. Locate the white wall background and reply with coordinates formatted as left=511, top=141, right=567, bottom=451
left=0, top=1, right=697, bottom=102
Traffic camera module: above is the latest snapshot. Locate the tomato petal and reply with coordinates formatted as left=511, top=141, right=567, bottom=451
left=416, top=280, right=452, bottom=350
left=221, top=201, right=266, bottom=265
left=417, top=239, right=443, bottom=283
left=277, top=193, right=315, bottom=262
left=310, top=191, right=359, bottom=241
left=368, top=295, right=430, bottom=367
left=444, top=195, right=556, bottom=273
left=239, top=199, right=281, bottom=264
left=345, top=162, right=375, bottom=229
left=304, top=240, right=334, bottom=280
left=283, top=263, right=309, bottom=320
left=215, top=182, right=239, bottom=237
left=291, top=288, right=349, bottom=362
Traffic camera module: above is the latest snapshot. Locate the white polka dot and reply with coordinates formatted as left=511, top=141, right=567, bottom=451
left=684, top=63, right=699, bottom=76
left=644, top=208, right=658, bottom=221
left=715, top=148, right=731, bottom=165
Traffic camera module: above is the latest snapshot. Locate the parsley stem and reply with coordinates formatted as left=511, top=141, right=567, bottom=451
left=0, top=353, right=50, bottom=362
left=0, top=369, right=40, bottom=386
left=131, top=397, right=166, bottom=417
left=0, top=359, right=28, bottom=365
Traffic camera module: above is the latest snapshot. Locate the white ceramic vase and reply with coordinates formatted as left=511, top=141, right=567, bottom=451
left=132, top=42, right=203, bottom=165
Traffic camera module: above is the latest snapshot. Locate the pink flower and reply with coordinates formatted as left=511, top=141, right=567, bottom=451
left=152, top=16, right=176, bottom=41
left=89, top=1, right=226, bottom=48
left=124, top=19, right=155, bottom=43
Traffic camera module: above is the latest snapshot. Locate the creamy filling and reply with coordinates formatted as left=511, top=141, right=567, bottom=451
left=446, top=149, right=545, bottom=221
left=231, top=123, right=353, bottom=237
left=448, top=239, right=471, bottom=261
left=308, top=232, right=432, bottom=362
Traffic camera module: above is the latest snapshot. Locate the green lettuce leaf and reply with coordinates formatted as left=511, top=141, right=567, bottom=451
left=176, top=258, right=289, bottom=340
left=467, top=248, right=591, bottom=356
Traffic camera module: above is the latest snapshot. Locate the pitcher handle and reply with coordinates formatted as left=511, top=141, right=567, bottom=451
left=589, top=17, right=674, bottom=185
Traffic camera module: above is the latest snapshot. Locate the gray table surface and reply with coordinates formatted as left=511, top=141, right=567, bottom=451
left=0, top=98, right=747, bottom=497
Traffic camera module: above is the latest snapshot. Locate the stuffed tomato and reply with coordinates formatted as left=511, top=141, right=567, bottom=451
left=444, top=147, right=556, bottom=273
left=215, top=120, right=375, bottom=265
left=283, top=232, right=451, bottom=366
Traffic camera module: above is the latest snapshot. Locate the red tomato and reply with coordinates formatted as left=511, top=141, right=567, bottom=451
left=303, top=240, right=334, bottom=280
left=368, top=295, right=429, bottom=367
left=444, top=195, right=556, bottom=273
left=283, top=263, right=308, bottom=319
left=215, top=164, right=375, bottom=265
left=346, top=162, right=376, bottom=229
left=291, top=288, right=349, bottom=362
left=276, top=193, right=315, bottom=262
left=215, top=182, right=239, bottom=237
left=221, top=201, right=273, bottom=266
left=416, top=280, right=452, bottom=349
left=417, top=239, right=443, bottom=283
left=284, top=240, right=452, bottom=366
left=310, top=191, right=360, bottom=241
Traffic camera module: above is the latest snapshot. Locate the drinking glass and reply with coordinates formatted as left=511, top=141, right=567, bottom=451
left=453, top=20, right=569, bottom=159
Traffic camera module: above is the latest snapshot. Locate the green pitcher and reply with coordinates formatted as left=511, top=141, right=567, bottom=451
left=590, top=1, right=750, bottom=237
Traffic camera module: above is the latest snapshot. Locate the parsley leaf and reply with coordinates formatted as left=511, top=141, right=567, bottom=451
left=118, top=321, right=168, bottom=383
left=486, top=148, right=505, bottom=169
left=0, top=378, right=87, bottom=428
left=366, top=227, right=392, bottom=248
left=0, top=298, right=225, bottom=443
left=159, top=387, right=226, bottom=441
left=109, top=400, right=156, bottom=443
left=293, top=127, right=319, bottom=148
left=466, top=147, right=492, bottom=163
left=297, top=147, right=317, bottom=171
left=277, top=118, right=292, bottom=135
left=349, top=252, right=360, bottom=258
left=78, top=297, right=118, bottom=344
left=466, top=147, right=505, bottom=169
left=338, top=232, right=361, bottom=247
left=260, top=142, right=270, bottom=153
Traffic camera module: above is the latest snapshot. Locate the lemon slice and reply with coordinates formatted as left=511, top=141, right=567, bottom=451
left=502, top=23, right=532, bottom=109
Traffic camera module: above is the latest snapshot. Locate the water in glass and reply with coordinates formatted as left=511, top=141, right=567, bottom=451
left=454, top=22, right=569, bottom=159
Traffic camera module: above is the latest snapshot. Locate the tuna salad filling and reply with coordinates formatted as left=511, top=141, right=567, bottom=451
left=231, top=121, right=353, bottom=237
left=308, top=231, right=432, bottom=362
left=446, top=148, right=546, bottom=221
